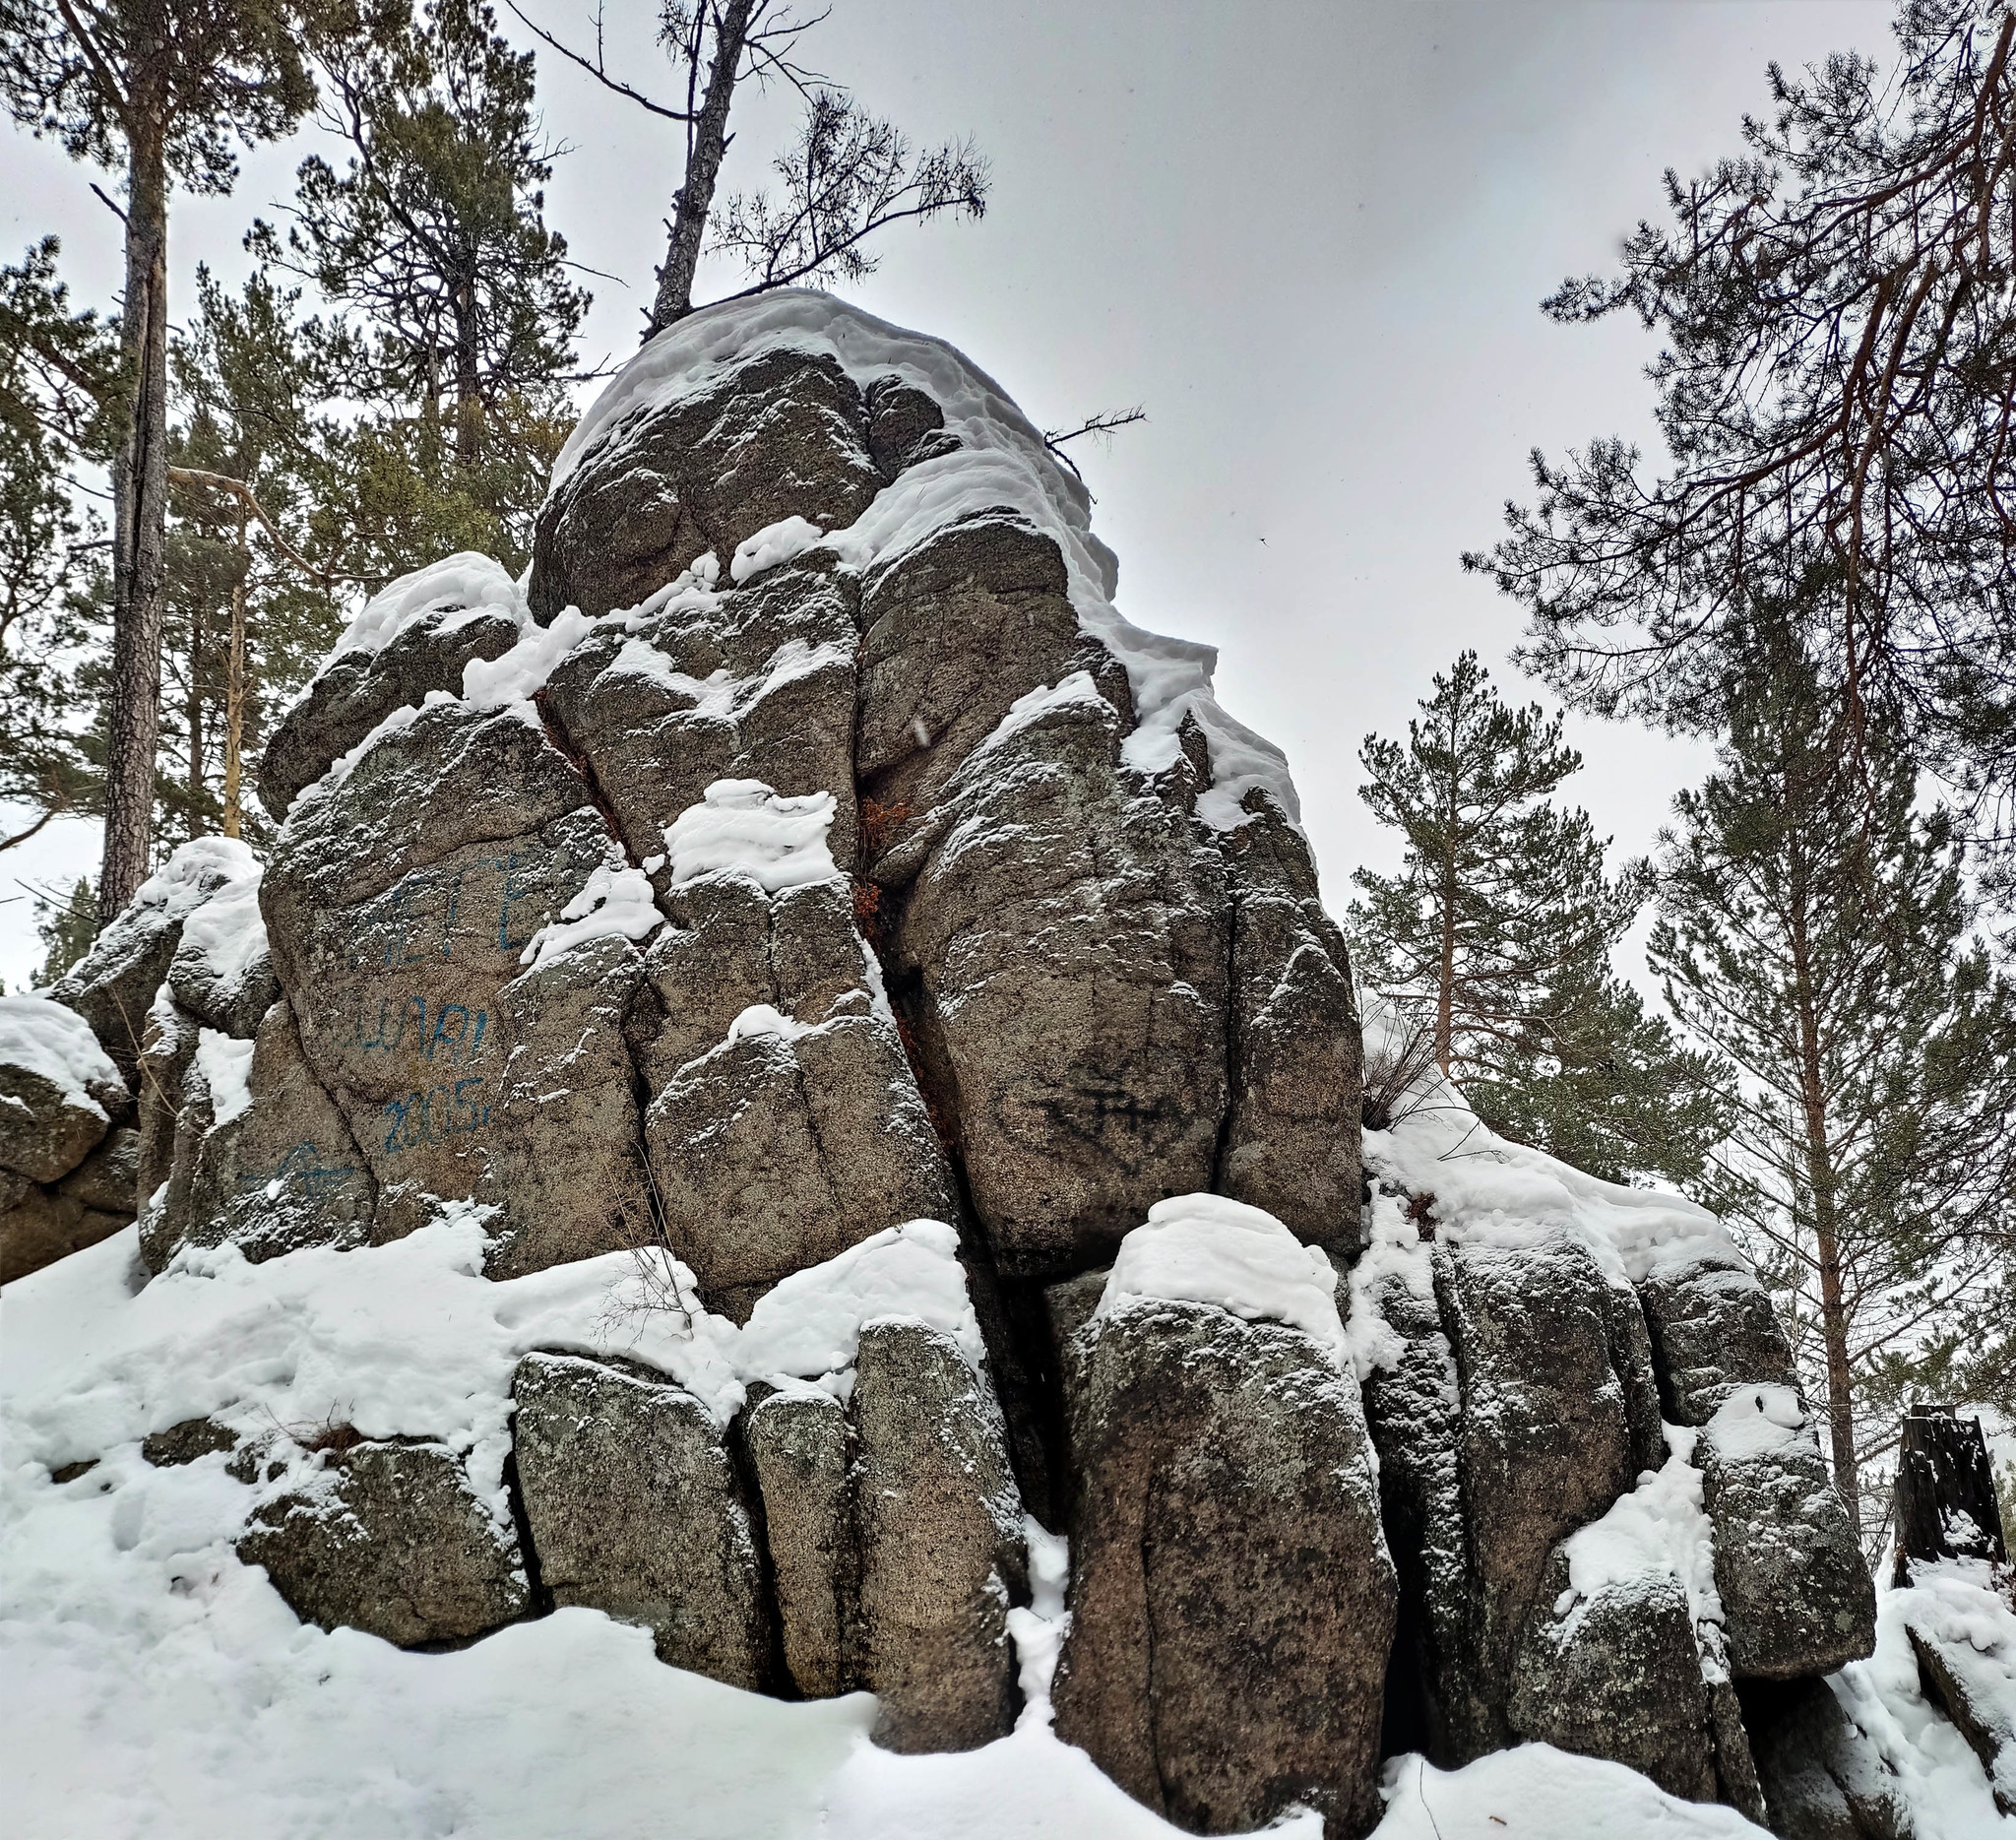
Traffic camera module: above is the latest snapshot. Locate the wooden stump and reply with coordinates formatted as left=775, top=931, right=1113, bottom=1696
left=1892, top=1405, right=2009, bottom=1586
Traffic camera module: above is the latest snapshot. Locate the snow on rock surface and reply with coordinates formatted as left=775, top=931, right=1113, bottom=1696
left=49, top=835, right=257, bottom=1083
left=1817, top=1557, right=2016, bottom=1838
left=0, top=994, right=123, bottom=1113
left=191, top=1031, right=255, bottom=1129
left=168, top=854, right=266, bottom=995
left=663, top=780, right=839, bottom=890
left=459, top=602, right=599, bottom=708
left=1096, top=1191, right=1350, bottom=1367
left=1554, top=1430, right=1724, bottom=1644
left=1360, top=1048, right=1740, bottom=1284
left=516, top=861, right=664, bottom=972
left=730, top=514, right=828, bottom=583
left=2, top=1212, right=987, bottom=1526
left=0, top=1219, right=1327, bottom=1840
left=545, top=288, right=1298, bottom=832
left=1890, top=1556, right=2016, bottom=1820
left=10, top=295, right=1968, bottom=1840
left=326, top=551, right=529, bottom=662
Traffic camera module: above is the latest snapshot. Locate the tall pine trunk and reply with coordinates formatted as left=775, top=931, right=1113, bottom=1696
left=1790, top=889, right=1861, bottom=1533
left=185, top=598, right=204, bottom=839
left=101, top=65, right=172, bottom=920
left=221, top=512, right=247, bottom=841
left=648, top=0, right=757, bottom=336
left=454, top=278, right=480, bottom=466
left=1436, top=843, right=1458, bottom=1075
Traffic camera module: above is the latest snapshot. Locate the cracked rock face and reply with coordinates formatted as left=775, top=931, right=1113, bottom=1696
left=1052, top=1298, right=1396, bottom=1840
left=532, top=346, right=884, bottom=623
left=1431, top=1233, right=1640, bottom=1758
left=632, top=872, right=954, bottom=1320
left=540, top=560, right=862, bottom=871
left=142, top=996, right=375, bottom=1275
left=1507, top=1551, right=1719, bottom=1802
left=511, top=1352, right=769, bottom=1685
left=262, top=703, right=646, bottom=1257
left=849, top=1320, right=1028, bottom=1753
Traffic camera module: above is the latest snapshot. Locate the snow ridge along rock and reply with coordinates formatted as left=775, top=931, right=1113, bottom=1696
left=1, top=293, right=1915, bottom=1840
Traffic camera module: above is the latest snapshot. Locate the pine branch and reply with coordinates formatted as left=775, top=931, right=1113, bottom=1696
left=164, top=468, right=370, bottom=586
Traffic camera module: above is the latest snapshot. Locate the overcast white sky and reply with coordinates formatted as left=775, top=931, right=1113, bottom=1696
left=0, top=0, right=1897, bottom=989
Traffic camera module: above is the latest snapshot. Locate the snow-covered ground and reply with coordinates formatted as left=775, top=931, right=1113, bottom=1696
left=7, top=1178, right=2011, bottom=1835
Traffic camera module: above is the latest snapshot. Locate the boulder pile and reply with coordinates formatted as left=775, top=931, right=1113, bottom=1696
left=6, top=293, right=1899, bottom=1839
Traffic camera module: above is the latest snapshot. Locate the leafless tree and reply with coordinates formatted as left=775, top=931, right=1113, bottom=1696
left=508, top=0, right=988, bottom=338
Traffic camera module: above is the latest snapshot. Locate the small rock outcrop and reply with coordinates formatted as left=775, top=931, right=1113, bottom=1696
left=849, top=1319, right=1028, bottom=1752
left=238, top=1439, right=529, bottom=1648
left=46, top=292, right=1906, bottom=1839
left=0, top=994, right=137, bottom=1283
left=52, top=837, right=252, bottom=1081
left=512, top=1351, right=768, bottom=1684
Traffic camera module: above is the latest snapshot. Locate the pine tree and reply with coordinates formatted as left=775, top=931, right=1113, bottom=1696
left=1349, top=650, right=1728, bottom=1187
left=0, top=238, right=116, bottom=850
left=32, top=876, right=97, bottom=984
left=1468, top=3, right=2016, bottom=863
left=251, top=0, right=586, bottom=573
left=160, top=266, right=351, bottom=839
left=1651, top=625, right=2016, bottom=1538
left=1, top=0, right=318, bottom=919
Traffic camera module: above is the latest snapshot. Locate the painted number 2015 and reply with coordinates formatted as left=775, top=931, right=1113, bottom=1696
left=381, top=1078, right=489, bottom=1155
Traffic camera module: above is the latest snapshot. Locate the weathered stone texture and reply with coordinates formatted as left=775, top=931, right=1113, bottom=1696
left=1216, top=791, right=1362, bottom=1257
left=531, top=346, right=881, bottom=622
left=1507, top=1550, right=1718, bottom=1802
left=1432, top=1234, right=1636, bottom=1758
left=1640, top=1254, right=1801, bottom=1428
left=238, top=1440, right=528, bottom=1648
left=263, top=702, right=642, bottom=1260
left=540, top=561, right=861, bottom=869
left=1355, top=1255, right=1472, bottom=1770
left=479, top=933, right=654, bottom=1279
left=634, top=872, right=953, bottom=1319
left=0, top=1182, right=129, bottom=1285
left=142, top=997, right=375, bottom=1275
left=1746, top=1677, right=1917, bottom=1840
left=53, top=848, right=241, bottom=1082
left=0, top=1055, right=117, bottom=1186
left=1053, top=1300, right=1396, bottom=1840
left=850, top=1322, right=1027, bottom=1753
left=1699, top=1397, right=1876, bottom=1681
left=511, top=1352, right=768, bottom=1687
left=60, top=1123, right=140, bottom=1214
left=261, top=603, right=524, bottom=820
left=885, top=676, right=1231, bottom=1281
left=855, top=513, right=1099, bottom=822
left=741, top=1387, right=850, bottom=1699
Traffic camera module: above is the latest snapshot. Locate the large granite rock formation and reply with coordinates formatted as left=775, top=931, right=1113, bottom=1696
left=31, top=292, right=1901, bottom=1839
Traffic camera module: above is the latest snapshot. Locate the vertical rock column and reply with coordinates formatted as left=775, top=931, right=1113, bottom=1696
left=1052, top=1198, right=1396, bottom=1840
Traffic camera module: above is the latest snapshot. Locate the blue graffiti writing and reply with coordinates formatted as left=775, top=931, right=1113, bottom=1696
left=346, top=848, right=570, bottom=970
left=381, top=1078, right=489, bottom=1155
left=495, top=852, right=540, bottom=952
left=352, top=995, right=488, bottom=1063
left=239, top=1140, right=358, bottom=1202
